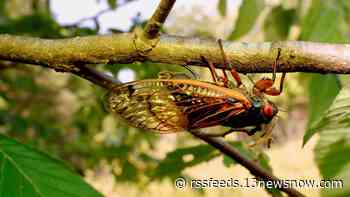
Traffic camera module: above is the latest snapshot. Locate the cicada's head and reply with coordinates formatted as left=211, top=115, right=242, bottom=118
left=257, top=100, right=278, bottom=124
left=251, top=97, right=279, bottom=124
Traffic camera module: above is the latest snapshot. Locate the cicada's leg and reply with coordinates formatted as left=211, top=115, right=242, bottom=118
left=253, top=48, right=286, bottom=96
left=254, top=73, right=286, bottom=96
left=217, top=39, right=229, bottom=87
left=223, top=126, right=260, bottom=137
left=201, top=56, right=221, bottom=85
left=208, top=61, right=219, bottom=83
left=218, top=39, right=242, bottom=87
left=249, top=121, right=276, bottom=148
left=191, top=127, right=256, bottom=137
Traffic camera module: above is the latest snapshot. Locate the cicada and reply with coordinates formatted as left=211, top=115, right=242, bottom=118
left=106, top=39, right=286, bottom=139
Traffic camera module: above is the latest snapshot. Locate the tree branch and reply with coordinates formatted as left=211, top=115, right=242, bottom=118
left=143, top=0, right=176, bottom=39
left=70, top=64, right=119, bottom=89
left=191, top=132, right=304, bottom=197
left=1, top=33, right=350, bottom=74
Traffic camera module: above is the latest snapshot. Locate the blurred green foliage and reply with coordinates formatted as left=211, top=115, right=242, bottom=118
left=1, top=0, right=350, bottom=196
left=228, top=0, right=264, bottom=40
left=311, top=93, right=350, bottom=197
left=304, top=75, right=341, bottom=144
left=217, top=0, right=227, bottom=17
left=263, top=5, right=295, bottom=41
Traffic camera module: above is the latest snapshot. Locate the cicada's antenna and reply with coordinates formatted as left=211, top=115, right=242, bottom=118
left=182, top=64, right=200, bottom=80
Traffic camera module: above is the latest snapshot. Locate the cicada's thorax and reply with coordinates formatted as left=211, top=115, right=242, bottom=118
left=221, top=96, right=277, bottom=129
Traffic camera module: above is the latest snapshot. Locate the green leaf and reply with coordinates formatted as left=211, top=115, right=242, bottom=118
left=228, top=0, right=264, bottom=40
left=0, top=13, right=61, bottom=38
left=108, top=0, right=118, bottom=9
left=217, top=0, right=227, bottom=17
left=300, top=0, right=345, bottom=145
left=263, top=6, right=295, bottom=41
left=0, top=1, right=6, bottom=17
left=339, top=0, right=350, bottom=23
left=299, top=0, right=346, bottom=42
left=313, top=95, right=350, bottom=196
left=339, top=0, right=350, bottom=11
left=303, top=74, right=341, bottom=145
left=0, top=134, right=103, bottom=197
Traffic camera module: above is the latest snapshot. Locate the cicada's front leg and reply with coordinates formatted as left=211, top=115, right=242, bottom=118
left=200, top=39, right=244, bottom=88
left=253, top=74, right=286, bottom=96
left=224, top=125, right=261, bottom=136
left=253, top=48, right=286, bottom=96
left=249, top=122, right=275, bottom=148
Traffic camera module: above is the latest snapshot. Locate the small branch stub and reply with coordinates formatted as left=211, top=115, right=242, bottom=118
left=143, top=0, right=176, bottom=39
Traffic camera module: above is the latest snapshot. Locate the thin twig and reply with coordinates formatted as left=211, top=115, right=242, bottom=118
left=70, top=64, right=119, bottom=89
left=191, top=132, right=305, bottom=197
left=143, top=0, right=176, bottom=39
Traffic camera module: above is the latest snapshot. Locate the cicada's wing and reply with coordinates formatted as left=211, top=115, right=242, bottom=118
left=106, top=81, right=187, bottom=133
left=106, top=79, right=248, bottom=133
left=185, top=100, right=245, bottom=129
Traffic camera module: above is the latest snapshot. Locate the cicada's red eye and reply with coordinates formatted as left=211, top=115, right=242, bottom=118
left=263, top=104, right=275, bottom=118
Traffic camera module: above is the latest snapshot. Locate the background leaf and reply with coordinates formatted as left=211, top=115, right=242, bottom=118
left=0, top=134, right=102, bottom=197
left=228, top=0, right=264, bottom=40
left=299, top=0, right=346, bottom=145
left=313, top=93, right=350, bottom=196
left=108, top=0, right=118, bottom=10
left=303, top=74, right=341, bottom=145
left=263, top=6, right=295, bottom=41
left=299, top=0, right=347, bottom=42
left=217, top=0, right=227, bottom=17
